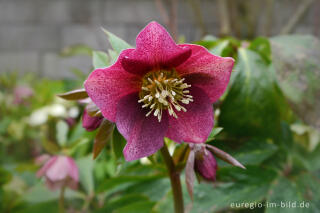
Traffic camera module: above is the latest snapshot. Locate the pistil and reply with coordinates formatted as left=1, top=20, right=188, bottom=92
left=138, top=70, right=193, bottom=122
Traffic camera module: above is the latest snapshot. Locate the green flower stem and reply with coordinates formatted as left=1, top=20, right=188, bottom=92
left=160, top=143, right=184, bottom=213
left=59, top=185, right=66, bottom=213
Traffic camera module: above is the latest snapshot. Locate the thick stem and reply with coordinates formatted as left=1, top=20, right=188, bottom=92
left=160, top=144, right=184, bottom=213
left=59, top=185, right=66, bottom=213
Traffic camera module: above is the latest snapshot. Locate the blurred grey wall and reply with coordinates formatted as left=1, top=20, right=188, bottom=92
left=0, top=0, right=318, bottom=79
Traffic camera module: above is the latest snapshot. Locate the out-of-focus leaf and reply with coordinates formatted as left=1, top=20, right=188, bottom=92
left=93, top=120, right=114, bottom=159
left=101, top=27, right=132, bottom=54
left=95, top=194, right=149, bottom=213
left=0, top=167, right=12, bottom=186
left=60, top=44, right=93, bottom=57
left=16, top=201, right=58, bottom=213
left=97, top=175, right=164, bottom=193
left=216, top=139, right=278, bottom=167
left=271, top=35, right=320, bottom=131
left=206, top=127, right=223, bottom=142
left=76, top=156, right=95, bottom=194
left=57, top=88, right=88, bottom=101
left=265, top=176, right=311, bottom=213
left=249, top=37, right=271, bottom=64
left=108, top=49, right=119, bottom=64
left=113, top=201, right=156, bottom=213
left=206, top=145, right=245, bottom=169
left=56, top=120, right=68, bottom=147
left=210, top=40, right=229, bottom=56
left=122, top=177, right=170, bottom=201
left=23, top=183, right=80, bottom=203
left=112, top=128, right=127, bottom=160
left=291, top=123, right=320, bottom=151
left=185, top=150, right=196, bottom=200
left=41, top=139, right=60, bottom=154
left=296, top=173, right=320, bottom=212
left=292, top=143, right=320, bottom=172
left=92, top=51, right=109, bottom=69
left=194, top=35, right=218, bottom=49
left=219, top=48, right=288, bottom=137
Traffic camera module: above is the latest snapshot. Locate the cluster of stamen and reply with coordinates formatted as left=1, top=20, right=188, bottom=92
left=138, top=70, right=193, bottom=122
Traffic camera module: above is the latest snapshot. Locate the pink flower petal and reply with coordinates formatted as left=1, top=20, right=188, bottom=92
left=120, top=21, right=191, bottom=76
left=84, top=50, right=141, bottom=122
left=82, top=109, right=103, bottom=131
left=66, top=157, right=79, bottom=182
left=46, top=156, right=70, bottom=181
left=176, top=44, right=234, bottom=103
left=166, top=87, right=214, bottom=143
left=115, top=93, right=169, bottom=161
left=36, top=156, right=58, bottom=178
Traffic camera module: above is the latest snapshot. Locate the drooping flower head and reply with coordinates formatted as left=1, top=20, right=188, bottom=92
left=36, top=155, right=79, bottom=191
left=79, top=97, right=104, bottom=131
left=193, top=144, right=218, bottom=181
left=84, top=21, right=234, bottom=161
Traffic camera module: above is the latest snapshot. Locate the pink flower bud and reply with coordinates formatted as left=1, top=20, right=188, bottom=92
left=34, top=154, right=51, bottom=165
left=194, top=148, right=218, bottom=181
left=37, top=156, right=79, bottom=191
left=82, top=109, right=103, bottom=131
left=13, top=86, right=33, bottom=105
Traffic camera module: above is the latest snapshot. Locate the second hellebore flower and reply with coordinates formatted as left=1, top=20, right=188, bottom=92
left=84, top=21, right=234, bottom=161
left=37, top=156, right=79, bottom=190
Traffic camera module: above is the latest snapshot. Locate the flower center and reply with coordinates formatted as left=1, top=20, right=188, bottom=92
left=138, top=70, right=193, bottom=122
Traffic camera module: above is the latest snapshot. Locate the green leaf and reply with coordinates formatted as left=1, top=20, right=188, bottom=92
left=23, top=183, right=80, bottom=203
left=108, top=49, right=119, bottom=64
left=76, top=156, right=95, bottom=194
left=60, top=44, right=93, bottom=57
left=57, top=88, right=88, bottom=101
left=219, top=48, right=288, bottom=137
left=210, top=40, right=229, bottom=56
left=95, top=194, right=150, bottom=213
left=113, top=201, right=156, bottom=213
left=122, top=177, right=170, bottom=201
left=92, top=51, right=109, bottom=69
left=249, top=37, right=271, bottom=64
left=16, top=201, right=58, bottom=213
left=216, top=139, right=278, bottom=167
left=206, top=127, right=223, bottom=142
left=112, top=127, right=127, bottom=161
left=295, top=173, right=320, bottom=212
left=101, top=28, right=132, bottom=54
left=93, top=120, right=114, bottom=159
left=266, top=176, right=307, bottom=213
left=0, top=167, right=12, bottom=186
left=56, top=120, right=68, bottom=147
left=97, top=175, right=164, bottom=193
left=271, top=35, right=320, bottom=131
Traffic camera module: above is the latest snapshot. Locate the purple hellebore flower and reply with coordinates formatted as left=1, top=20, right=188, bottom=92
left=36, top=156, right=79, bottom=191
left=84, top=21, right=234, bottom=161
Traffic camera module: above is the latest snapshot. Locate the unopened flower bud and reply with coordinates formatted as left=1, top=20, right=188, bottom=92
left=82, top=109, right=103, bottom=131
left=194, top=148, right=217, bottom=181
